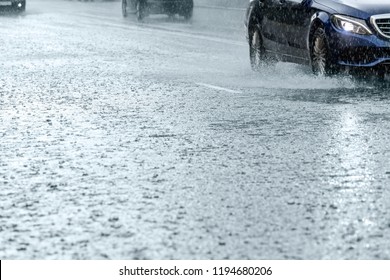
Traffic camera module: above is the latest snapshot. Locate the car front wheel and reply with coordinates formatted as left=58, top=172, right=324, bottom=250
left=310, top=27, right=335, bottom=75
left=122, top=0, right=128, bottom=17
left=182, top=8, right=193, bottom=20
left=181, top=0, right=193, bottom=20
left=249, top=24, right=266, bottom=71
left=136, top=0, right=146, bottom=21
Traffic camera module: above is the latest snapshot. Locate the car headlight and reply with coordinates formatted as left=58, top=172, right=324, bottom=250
left=331, top=15, right=372, bottom=35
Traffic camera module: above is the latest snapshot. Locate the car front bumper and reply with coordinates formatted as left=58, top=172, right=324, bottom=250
left=326, top=25, right=390, bottom=68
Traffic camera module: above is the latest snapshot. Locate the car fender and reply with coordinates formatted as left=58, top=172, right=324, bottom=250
left=245, top=0, right=263, bottom=41
left=307, top=11, right=331, bottom=54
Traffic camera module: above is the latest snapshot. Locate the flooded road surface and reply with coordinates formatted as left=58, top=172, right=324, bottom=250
left=1, top=0, right=390, bottom=259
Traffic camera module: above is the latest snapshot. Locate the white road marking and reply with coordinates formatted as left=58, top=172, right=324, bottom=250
left=196, top=83, right=242, bottom=94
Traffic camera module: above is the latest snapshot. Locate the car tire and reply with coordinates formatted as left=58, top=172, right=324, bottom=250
left=122, top=0, right=128, bottom=17
left=181, top=0, right=193, bottom=20
left=183, top=9, right=193, bottom=20
left=249, top=23, right=266, bottom=71
left=310, top=27, right=335, bottom=75
left=136, top=0, right=146, bottom=21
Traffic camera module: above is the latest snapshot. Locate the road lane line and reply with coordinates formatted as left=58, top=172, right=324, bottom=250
left=196, top=83, right=242, bottom=94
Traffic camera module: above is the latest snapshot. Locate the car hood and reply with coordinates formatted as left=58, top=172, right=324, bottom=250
left=316, top=0, right=390, bottom=19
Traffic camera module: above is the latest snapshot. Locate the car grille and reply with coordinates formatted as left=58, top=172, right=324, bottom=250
left=371, top=14, right=390, bottom=39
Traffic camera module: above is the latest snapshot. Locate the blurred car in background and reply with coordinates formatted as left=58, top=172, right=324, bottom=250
left=245, top=0, right=390, bottom=77
left=122, top=0, right=193, bottom=20
left=0, top=0, right=26, bottom=12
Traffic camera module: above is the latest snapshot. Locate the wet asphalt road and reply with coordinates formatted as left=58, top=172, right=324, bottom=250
left=1, top=0, right=390, bottom=259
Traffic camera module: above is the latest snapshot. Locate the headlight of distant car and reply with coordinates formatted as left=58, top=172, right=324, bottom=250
left=331, top=15, right=372, bottom=35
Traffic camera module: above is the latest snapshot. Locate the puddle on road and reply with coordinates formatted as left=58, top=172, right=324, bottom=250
left=244, top=62, right=390, bottom=90
left=284, top=86, right=390, bottom=105
left=218, top=62, right=390, bottom=104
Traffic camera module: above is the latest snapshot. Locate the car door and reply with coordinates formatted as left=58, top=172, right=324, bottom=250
left=279, top=0, right=313, bottom=63
left=261, top=0, right=291, bottom=56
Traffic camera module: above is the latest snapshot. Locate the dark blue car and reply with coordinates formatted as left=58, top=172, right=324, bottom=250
left=245, top=0, right=390, bottom=76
